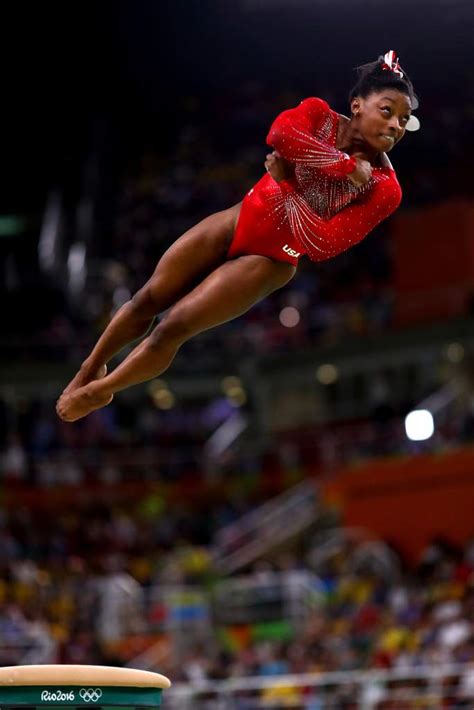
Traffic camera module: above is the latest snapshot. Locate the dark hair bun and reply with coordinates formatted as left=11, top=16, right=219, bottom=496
left=350, top=52, right=419, bottom=110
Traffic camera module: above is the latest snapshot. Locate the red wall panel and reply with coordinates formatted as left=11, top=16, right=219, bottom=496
left=325, top=447, right=474, bottom=563
left=392, top=200, right=474, bottom=325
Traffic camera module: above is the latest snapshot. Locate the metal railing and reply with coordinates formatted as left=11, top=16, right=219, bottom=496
left=212, top=570, right=321, bottom=627
left=0, top=637, right=57, bottom=666
left=165, top=663, right=474, bottom=709
left=213, top=481, right=319, bottom=573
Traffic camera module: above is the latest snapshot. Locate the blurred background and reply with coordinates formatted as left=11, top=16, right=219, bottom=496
left=1, top=0, right=474, bottom=707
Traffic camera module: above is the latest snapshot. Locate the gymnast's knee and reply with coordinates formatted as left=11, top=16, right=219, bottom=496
left=130, top=285, right=160, bottom=319
left=147, top=312, right=193, bottom=349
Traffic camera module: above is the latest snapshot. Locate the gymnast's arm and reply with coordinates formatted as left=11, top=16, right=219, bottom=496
left=266, top=97, right=357, bottom=178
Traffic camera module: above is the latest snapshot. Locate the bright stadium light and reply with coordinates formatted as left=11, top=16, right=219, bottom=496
left=404, top=409, right=434, bottom=441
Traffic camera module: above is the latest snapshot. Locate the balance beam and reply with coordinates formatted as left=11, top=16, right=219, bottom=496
left=0, top=665, right=171, bottom=709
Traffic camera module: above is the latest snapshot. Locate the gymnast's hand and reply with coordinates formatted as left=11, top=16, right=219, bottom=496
left=265, top=151, right=295, bottom=183
left=347, top=155, right=373, bottom=187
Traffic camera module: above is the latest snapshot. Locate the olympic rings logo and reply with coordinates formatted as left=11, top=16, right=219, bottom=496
left=79, top=689, right=103, bottom=703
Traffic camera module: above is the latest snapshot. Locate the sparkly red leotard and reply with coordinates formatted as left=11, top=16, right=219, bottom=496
left=227, top=97, right=402, bottom=266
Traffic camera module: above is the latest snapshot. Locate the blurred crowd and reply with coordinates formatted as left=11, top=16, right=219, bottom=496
left=1, top=490, right=474, bottom=689
left=1, top=380, right=474, bottom=487
left=0, top=499, right=216, bottom=667
left=176, top=538, right=474, bottom=682
left=0, top=392, right=218, bottom=485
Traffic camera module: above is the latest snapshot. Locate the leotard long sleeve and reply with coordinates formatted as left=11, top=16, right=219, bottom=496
left=228, top=97, right=402, bottom=265
left=266, top=97, right=357, bottom=178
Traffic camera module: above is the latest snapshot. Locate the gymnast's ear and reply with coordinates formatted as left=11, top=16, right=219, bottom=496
left=351, top=97, right=361, bottom=117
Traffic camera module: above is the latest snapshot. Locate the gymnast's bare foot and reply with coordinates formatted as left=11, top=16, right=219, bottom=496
left=62, top=363, right=108, bottom=397
left=56, top=381, right=113, bottom=422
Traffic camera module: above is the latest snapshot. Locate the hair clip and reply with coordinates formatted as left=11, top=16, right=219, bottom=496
left=381, top=50, right=404, bottom=79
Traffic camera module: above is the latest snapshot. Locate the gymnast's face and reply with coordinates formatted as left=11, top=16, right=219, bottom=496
left=351, top=89, right=412, bottom=152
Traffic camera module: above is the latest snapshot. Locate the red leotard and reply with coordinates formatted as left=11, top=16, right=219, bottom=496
left=227, top=97, right=402, bottom=266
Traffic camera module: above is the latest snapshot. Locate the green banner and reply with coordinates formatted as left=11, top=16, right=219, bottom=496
left=0, top=686, right=162, bottom=708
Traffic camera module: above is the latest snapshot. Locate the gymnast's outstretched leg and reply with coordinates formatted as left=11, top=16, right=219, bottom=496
left=61, top=205, right=240, bottom=397
left=56, top=255, right=295, bottom=421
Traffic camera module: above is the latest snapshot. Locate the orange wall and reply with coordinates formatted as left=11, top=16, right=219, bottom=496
left=325, top=447, right=474, bottom=563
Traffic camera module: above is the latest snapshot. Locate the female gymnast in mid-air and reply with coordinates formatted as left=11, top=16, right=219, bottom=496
left=57, top=51, right=419, bottom=421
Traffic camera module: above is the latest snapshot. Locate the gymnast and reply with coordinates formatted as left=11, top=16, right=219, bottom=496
left=57, top=50, right=419, bottom=422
